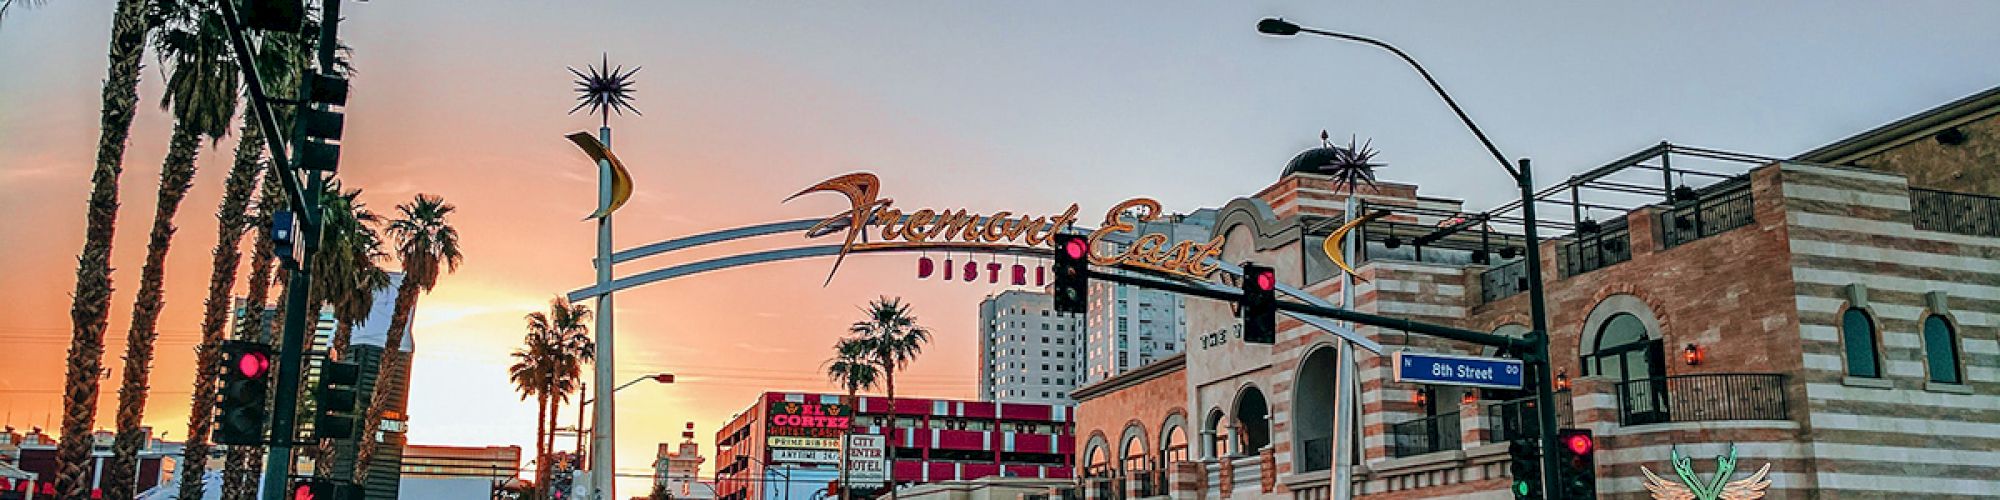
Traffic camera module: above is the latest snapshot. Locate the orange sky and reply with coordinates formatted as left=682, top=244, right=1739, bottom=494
left=9, top=1, right=2000, bottom=497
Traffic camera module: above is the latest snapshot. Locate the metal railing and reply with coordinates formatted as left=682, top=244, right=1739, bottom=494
left=1480, top=259, right=1529, bottom=303
left=1558, top=222, right=1631, bottom=277
left=1614, top=373, right=1788, bottom=426
left=1660, top=177, right=1756, bottom=248
left=1091, top=478, right=1121, bottom=500
left=1389, top=412, right=1461, bottom=457
left=1912, top=188, right=2000, bottom=238
left=1484, top=391, right=1572, bottom=442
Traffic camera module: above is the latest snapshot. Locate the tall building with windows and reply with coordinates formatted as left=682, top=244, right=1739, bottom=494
left=1083, top=210, right=1215, bottom=383
left=978, top=290, right=1084, bottom=405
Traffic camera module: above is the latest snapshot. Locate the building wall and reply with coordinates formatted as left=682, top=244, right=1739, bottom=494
left=980, top=290, right=1084, bottom=405
left=1775, top=162, right=2000, bottom=496
left=1851, top=112, right=2000, bottom=196
left=1072, top=357, right=1189, bottom=477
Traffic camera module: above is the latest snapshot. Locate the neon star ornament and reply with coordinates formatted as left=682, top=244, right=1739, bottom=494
left=568, top=53, right=641, bottom=126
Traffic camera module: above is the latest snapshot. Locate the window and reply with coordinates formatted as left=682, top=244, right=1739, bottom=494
left=1042, top=337, right=1049, bottom=343
left=1042, top=324, right=1050, bottom=331
left=1164, top=342, right=1175, bottom=350
left=1118, top=318, right=1129, bottom=332
left=1842, top=308, right=1881, bottom=378
left=1923, top=315, right=1962, bottom=384
left=1042, top=310, right=1049, bottom=317
left=1042, top=377, right=1050, bottom=384
left=1056, top=365, right=1065, bottom=371
left=1041, top=350, right=1049, bottom=357
left=1041, top=364, right=1049, bottom=371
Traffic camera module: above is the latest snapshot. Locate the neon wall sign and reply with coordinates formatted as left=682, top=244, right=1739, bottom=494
left=766, top=401, right=851, bottom=439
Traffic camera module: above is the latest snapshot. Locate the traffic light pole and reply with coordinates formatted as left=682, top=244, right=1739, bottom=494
left=1513, top=159, right=1563, bottom=500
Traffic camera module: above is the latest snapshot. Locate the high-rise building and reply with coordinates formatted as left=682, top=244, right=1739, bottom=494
left=653, top=422, right=714, bottom=499
left=1083, top=210, right=1215, bottom=383
left=978, top=290, right=1084, bottom=405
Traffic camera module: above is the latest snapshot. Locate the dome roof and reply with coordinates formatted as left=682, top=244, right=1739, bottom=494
left=1283, top=146, right=1355, bottom=176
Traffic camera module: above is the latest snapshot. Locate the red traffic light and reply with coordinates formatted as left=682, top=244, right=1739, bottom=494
left=237, top=350, right=272, bottom=379
left=292, top=482, right=314, bottom=500
left=1564, top=433, right=1594, bottom=456
left=1062, top=238, right=1087, bottom=260
left=1253, top=270, right=1276, bottom=291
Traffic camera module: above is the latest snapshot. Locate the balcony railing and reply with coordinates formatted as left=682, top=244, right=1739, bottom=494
left=1660, top=177, right=1756, bottom=248
left=1480, top=259, right=1529, bottom=303
left=1614, top=373, right=1788, bottom=426
left=1558, top=221, right=1631, bottom=277
left=1484, top=392, right=1572, bottom=442
left=1389, top=412, right=1461, bottom=457
left=1912, top=188, right=2000, bottom=238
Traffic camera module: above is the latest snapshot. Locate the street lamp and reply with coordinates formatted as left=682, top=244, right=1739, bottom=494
left=1257, top=17, right=1562, bottom=500
left=573, top=373, right=673, bottom=496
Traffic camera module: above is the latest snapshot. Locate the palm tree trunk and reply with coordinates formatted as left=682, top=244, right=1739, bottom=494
left=105, top=122, right=205, bottom=500
left=534, top=390, right=548, bottom=495
left=884, top=367, right=898, bottom=500
left=355, top=278, right=420, bottom=483
left=55, top=0, right=152, bottom=495
left=179, top=112, right=264, bottom=500
left=222, top=171, right=282, bottom=500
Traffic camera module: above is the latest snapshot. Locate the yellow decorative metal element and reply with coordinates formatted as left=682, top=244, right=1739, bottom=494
left=567, top=132, right=634, bottom=220
left=1641, top=446, right=1772, bottom=500
left=1321, top=209, right=1389, bottom=281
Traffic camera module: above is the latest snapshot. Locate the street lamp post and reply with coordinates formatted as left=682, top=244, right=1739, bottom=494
left=1257, top=17, right=1563, bottom=500
left=574, top=373, right=673, bottom=493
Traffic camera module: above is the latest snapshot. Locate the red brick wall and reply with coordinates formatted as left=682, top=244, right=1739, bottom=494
left=1074, top=366, right=1188, bottom=473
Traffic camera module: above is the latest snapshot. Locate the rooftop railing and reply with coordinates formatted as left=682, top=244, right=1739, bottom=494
left=1911, top=188, right=2000, bottom=238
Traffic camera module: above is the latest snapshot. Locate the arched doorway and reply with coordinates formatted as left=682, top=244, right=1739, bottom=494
left=1202, top=409, right=1226, bottom=459
left=1292, top=345, right=1337, bottom=472
left=1234, top=386, right=1271, bottom=455
left=1584, top=312, right=1667, bottom=423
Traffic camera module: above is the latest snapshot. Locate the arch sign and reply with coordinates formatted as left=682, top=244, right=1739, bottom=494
left=787, top=172, right=1226, bottom=284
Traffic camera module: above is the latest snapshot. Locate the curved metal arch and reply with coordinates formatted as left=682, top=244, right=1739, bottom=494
left=575, top=217, right=1384, bottom=353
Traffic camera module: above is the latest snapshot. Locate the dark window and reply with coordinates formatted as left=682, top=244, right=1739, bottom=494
left=1843, top=309, right=1880, bottom=378
left=1923, top=315, right=1962, bottom=384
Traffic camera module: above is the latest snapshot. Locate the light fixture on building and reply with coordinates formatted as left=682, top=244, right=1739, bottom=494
left=1575, top=219, right=1601, bottom=234
left=1499, top=246, right=1519, bottom=259
left=1413, top=389, right=1427, bottom=407
left=1673, top=184, right=1699, bottom=202
left=1384, top=235, right=1403, bottom=249
left=1471, top=249, right=1490, bottom=264
left=1555, top=371, right=1571, bottom=391
left=1462, top=390, right=1478, bottom=405
left=1683, top=343, right=1705, bottom=366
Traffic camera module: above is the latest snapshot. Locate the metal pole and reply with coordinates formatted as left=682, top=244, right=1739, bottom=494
left=590, top=124, right=618, bottom=499
left=1516, top=159, right=1563, bottom=500
left=262, top=174, right=321, bottom=500
left=1330, top=197, right=1358, bottom=500
left=577, top=381, right=588, bottom=458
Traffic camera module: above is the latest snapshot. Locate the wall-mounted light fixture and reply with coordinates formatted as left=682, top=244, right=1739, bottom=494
left=1684, top=343, right=1705, bottom=366
left=1462, top=390, right=1478, bottom=405
left=1413, top=388, right=1428, bottom=407
left=1555, top=370, right=1571, bottom=391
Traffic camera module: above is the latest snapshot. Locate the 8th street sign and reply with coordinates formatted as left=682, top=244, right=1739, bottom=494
left=1391, top=351, right=1524, bottom=390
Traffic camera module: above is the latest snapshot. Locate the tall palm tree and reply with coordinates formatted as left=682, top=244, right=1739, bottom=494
left=104, top=3, right=241, bottom=497
left=846, top=296, right=931, bottom=500
left=53, top=0, right=160, bottom=494
left=356, top=194, right=463, bottom=482
left=508, top=329, right=558, bottom=493
left=220, top=173, right=286, bottom=500
left=825, top=337, right=879, bottom=500
left=530, top=297, right=593, bottom=486
left=177, top=95, right=268, bottom=500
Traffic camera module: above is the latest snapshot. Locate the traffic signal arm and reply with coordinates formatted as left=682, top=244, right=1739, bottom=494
left=1080, top=267, right=1527, bottom=351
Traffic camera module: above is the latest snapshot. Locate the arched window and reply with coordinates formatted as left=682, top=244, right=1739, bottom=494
left=1923, top=315, right=1962, bottom=384
left=1585, top=312, right=1667, bottom=424
left=1234, top=387, right=1271, bottom=454
left=1842, top=308, right=1880, bottom=378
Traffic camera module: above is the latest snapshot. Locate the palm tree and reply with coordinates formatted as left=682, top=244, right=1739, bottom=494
left=355, top=194, right=463, bottom=482
left=220, top=173, right=286, bottom=500
left=846, top=296, right=931, bottom=500
left=534, top=298, right=593, bottom=480
left=509, top=329, right=558, bottom=493
left=53, top=0, right=161, bottom=494
left=825, top=337, right=880, bottom=500
left=103, top=3, right=241, bottom=497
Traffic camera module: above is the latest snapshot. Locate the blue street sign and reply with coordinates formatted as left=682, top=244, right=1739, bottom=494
left=1391, top=351, right=1525, bottom=390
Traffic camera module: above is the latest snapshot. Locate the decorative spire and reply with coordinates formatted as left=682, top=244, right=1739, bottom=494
left=568, top=53, right=641, bottom=126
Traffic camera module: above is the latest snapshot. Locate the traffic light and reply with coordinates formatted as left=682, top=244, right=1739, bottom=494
left=273, top=210, right=299, bottom=267
left=215, top=340, right=275, bottom=445
left=1507, top=438, right=1542, bottom=500
left=289, top=477, right=358, bottom=500
left=1239, top=263, right=1276, bottom=344
left=1051, top=233, right=1088, bottom=315
left=1554, top=429, right=1597, bottom=499
left=296, top=73, right=348, bottom=173
left=240, top=0, right=307, bottom=33
left=313, top=360, right=359, bottom=440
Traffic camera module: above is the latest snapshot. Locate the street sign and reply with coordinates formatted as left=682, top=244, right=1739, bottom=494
left=1392, top=351, right=1524, bottom=390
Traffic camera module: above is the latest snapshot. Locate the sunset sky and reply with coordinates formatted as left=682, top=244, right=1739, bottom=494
left=4, top=1, right=2000, bottom=496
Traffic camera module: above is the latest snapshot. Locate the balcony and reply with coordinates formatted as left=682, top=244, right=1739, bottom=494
left=1484, top=392, right=1573, bottom=442
left=1659, top=176, right=1756, bottom=248
left=1614, top=373, right=1788, bottom=426
left=1557, top=220, right=1631, bottom=277
left=1389, top=412, right=1460, bottom=457
left=1911, top=188, right=2000, bottom=237
left=1479, top=259, right=1529, bottom=303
